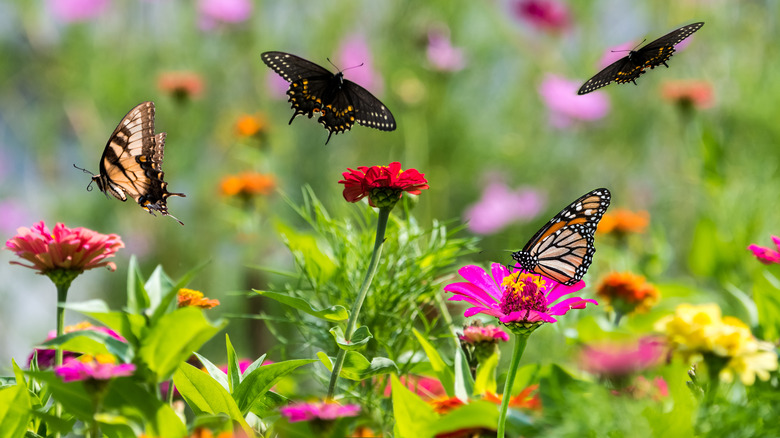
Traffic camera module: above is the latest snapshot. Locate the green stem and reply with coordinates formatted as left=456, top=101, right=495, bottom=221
left=55, top=281, right=70, bottom=438
left=497, top=334, right=529, bottom=438
left=326, top=207, right=390, bottom=399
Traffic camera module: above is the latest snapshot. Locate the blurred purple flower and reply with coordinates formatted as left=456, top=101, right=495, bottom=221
left=512, top=0, right=571, bottom=32
left=464, top=181, right=545, bottom=235
left=336, top=35, right=382, bottom=94
left=48, top=0, right=109, bottom=23
left=539, top=74, right=610, bottom=129
left=198, top=0, right=252, bottom=31
left=280, top=401, right=361, bottom=423
left=579, top=337, right=666, bottom=377
left=427, top=30, right=466, bottom=72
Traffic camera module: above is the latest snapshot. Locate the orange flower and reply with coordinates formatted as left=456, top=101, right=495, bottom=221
left=235, top=113, right=268, bottom=137
left=177, top=288, right=220, bottom=309
left=597, top=272, right=659, bottom=315
left=598, top=208, right=649, bottom=235
left=482, top=385, right=541, bottom=411
left=157, top=71, right=205, bottom=100
left=428, top=396, right=466, bottom=414
left=661, top=80, right=714, bottom=110
left=220, top=172, right=276, bottom=198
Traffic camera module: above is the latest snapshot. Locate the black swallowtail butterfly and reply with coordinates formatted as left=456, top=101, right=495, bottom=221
left=578, top=22, right=704, bottom=95
left=261, top=51, right=396, bottom=144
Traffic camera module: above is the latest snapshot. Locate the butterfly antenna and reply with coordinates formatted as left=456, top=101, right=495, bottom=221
left=73, top=164, right=96, bottom=192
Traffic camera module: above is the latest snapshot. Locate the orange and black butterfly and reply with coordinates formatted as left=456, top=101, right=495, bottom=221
left=512, top=188, right=611, bottom=286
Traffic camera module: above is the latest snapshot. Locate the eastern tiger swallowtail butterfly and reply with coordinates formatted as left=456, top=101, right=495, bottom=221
left=261, top=51, right=396, bottom=144
left=512, top=188, right=611, bottom=286
left=76, top=101, right=185, bottom=225
left=578, top=22, right=704, bottom=95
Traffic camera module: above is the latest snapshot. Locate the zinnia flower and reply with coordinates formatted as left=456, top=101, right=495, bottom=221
left=339, top=162, right=429, bottom=209
left=29, top=321, right=126, bottom=369
left=460, top=322, right=510, bottom=344
left=661, top=80, right=714, bottom=110
left=511, top=0, right=571, bottom=33
left=48, top=0, right=109, bottom=23
left=220, top=172, right=276, bottom=198
left=444, top=263, right=597, bottom=334
left=579, top=337, right=666, bottom=377
left=235, top=113, right=269, bottom=138
left=748, top=235, right=780, bottom=265
left=198, top=0, right=253, bottom=31
left=177, top=288, right=220, bottom=309
left=482, top=385, right=542, bottom=411
left=55, top=354, right=135, bottom=382
left=596, top=272, right=659, bottom=316
left=464, top=180, right=545, bottom=235
left=280, top=401, right=361, bottom=423
left=597, top=209, right=649, bottom=236
left=157, top=71, right=205, bottom=101
left=383, top=375, right=446, bottom=400
left=538, top=74, right=610, bottom=129
left=426, top=29, right=466, bottom=72
left=336, top=35, right=382, bottom=94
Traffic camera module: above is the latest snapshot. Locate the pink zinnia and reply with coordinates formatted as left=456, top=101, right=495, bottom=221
left=198, top=0, right=253, bottom=31
left=579, top=337, right=666, bottom=377
left=5, top=221, right=124, bottom=274
left=460, top=324, right=510, bottom=344
left=539, top=74, right=610, bottom=129
left=280, top=401, right=361, bottom=423
left=29, top=322, right=127, bottom=369
left=512, top=0, right=571, bottom=33
left=464, top=181, right=545, bottom=235
left=48, top=0, right=110, bottom=23
left=444, top=263, right=597, bottom=332
left=426, top=29, right=466, bottom=72
left=55, top=355, right=135, bottom=382
left=748, top=236, right=780, bottom=265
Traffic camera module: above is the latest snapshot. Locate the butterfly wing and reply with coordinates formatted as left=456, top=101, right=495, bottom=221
left=512, top=188, right=611, bottom=286
left=316, top=79, right=397, bottom=143
left=578, top=57, right=634, bottom=95
left=262, top=51, right=336, bottom=124
left=630, top=22, right=704, bottom=70
left=93, top=101, right=185, bottom=225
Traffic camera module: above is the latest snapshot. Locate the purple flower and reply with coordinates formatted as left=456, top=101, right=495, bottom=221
left=198, top=0, right=252, bottom=31
left=579, top=337, right=666, bottom=377
left=748, top=236, right=780, bottom=265
left=336, top=35, right=382, bottom=94
left=511, top=0, right=571, bottom=33
left=426, top=29, right=466, bottom=72
left=538, top=74, right=610, bottom=129
left=48, top=0, right=109, bottom=23
left=280, top=401, right=361, bottom=423
left=464, top=180, right=545, bottom=235
left=55, top=355, right=135, bottom=382
left=444, top=263, right=597, bottom=332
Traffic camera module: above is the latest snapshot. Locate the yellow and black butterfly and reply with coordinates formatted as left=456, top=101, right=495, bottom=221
left=512, top=188, right=611, bottom=286
left=76, top=101, right=185, bottom=225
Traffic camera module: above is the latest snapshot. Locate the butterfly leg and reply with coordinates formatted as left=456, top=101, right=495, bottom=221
left=325, top=130, right=334, bottom=145
left=663, top=62, right=669, bottom=68
left=632, top=79, right=638, bottom=85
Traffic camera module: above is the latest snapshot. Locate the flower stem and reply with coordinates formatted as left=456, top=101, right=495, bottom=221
left=55, top=281, right=70, bottom=438
left=326, top=207, right=390, bottom=399
left=497, top=334, right=529, bottom=438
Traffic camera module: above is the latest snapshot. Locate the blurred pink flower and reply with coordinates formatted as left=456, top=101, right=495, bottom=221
left=539, top=74, right=610, bottom=129
left=280, top=401, right=360, bottom=423
left=219, top=359, right=254, bottom=374
left=198, top=0, right=252, bottom=31
left=0, top=199, right=31, bottom=236
left=55, top=355, right=135, bottom=382
left=512, top=0, right=571, bottom=32
left=383, top=375, right=446, bottom=400
left=579, top=337, right=666, bottom=377
left=748, top=236, right=780, bottom=265
left=266, top=71, right=290, bottom=99
left=336, top=35, right=382, bottom=94
left=427, top=30, right=466, bottom=72
left=48, top=0, right=109, bottom=23
left=464, top=181, right=545, bottom=234
left=460, top=324, right=510, bottom=344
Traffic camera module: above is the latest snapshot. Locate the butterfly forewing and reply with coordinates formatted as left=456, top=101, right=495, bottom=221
left=343, top=81, right=396, bottom=131
left=261, top=51, right=332, bottom=82
left=512, top=188, right=611, bottom=286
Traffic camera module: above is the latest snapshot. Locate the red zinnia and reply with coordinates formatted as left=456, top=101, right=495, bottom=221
left=338, top=162, right=429, bottom=208
left=661, top=80, right=714, bottom=110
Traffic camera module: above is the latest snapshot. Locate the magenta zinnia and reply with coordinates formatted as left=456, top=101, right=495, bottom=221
left=444, top=263, right=597, bottom=334
left=748, top=235, right=780, bottom=265
left=55, top=354, right=135, bottom=382
left=339, top=162, right=429, bottom=208
left=279, top=401, right=361, bottom=423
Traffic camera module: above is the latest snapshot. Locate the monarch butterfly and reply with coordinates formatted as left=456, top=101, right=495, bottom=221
left=512, top=188, right=611, bottom=286
left=261, top=51, right=396, bottom=144
left=578, top=22, right=704, bottom=95
left=76, top=101, right=185, bottom=225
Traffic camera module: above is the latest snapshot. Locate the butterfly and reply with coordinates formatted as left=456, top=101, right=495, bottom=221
left=578, top=22, right=704, bottom=95
left=512, top=188, right=611, bottom=286
left=261, top=51, right=396, bottom=144
left=76, top=101, right=185, bottom=225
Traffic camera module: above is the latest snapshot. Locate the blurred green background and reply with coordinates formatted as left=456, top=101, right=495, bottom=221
left=1, top=0, right=778, bottom=366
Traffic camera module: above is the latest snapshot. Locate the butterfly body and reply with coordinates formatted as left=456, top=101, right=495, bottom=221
left=87, top=101, right=185, bottom=225
left=262, top=51, right=396, bottom=144
left=578, top=22, right=704, bottom=95
left=512, top=188, right=611, bottom=286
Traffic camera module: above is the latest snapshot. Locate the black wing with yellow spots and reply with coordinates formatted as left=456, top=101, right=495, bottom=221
left=578, top=22, right=704, bottom=95
left=261, top=51, right=396, bottom=144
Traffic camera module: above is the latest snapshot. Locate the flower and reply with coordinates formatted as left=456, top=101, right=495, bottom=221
left=482, top=385, right=542, bottom=411
left=29, top=321, right=127, bottom=369
left=339, top=162, right=429, bottom=209
left=444, top=263, right=597, bottom=334
left=511, top=0, right=571, bottom=33
left=383, top=375, right=446, bottom=400
left=5, top=221, right=124, bottom=277
left=426, top=29, right=466, bottom=72
left=428, top=396, right=466, bottom=414
left=538, top=74, right=610, bottom=129
left=596, top=272, right=660, bottom=316
left=578, top=337, right=666, bottom=377
left=598, top=42, right=636, bottom=69
left=748, top=235, right=780, bottom=265
left=280, top=401, right=361, bottom=423
left=460, top=322, right=510, bottom=344
left=336, top=35, right=382, bottom=94
left=235, top=113, right=269, bottom=138
left=220, top=172, right=276, bottom=198
left=157, top=71, right=205, bottom=101
left=55, top=354, right=135, bottom=382
left=464, top=180, right=545, bottom=234
left=48, top=0, right=109, bottom=23
left=177, top=288, right=220, bottom=309
left=198, top=0, right=253, bottom=31
left=661, top=80, right=714, bottom=110
left=0, top=199, right=32, bottom=236
left=597, top=209, right=650, bottom=235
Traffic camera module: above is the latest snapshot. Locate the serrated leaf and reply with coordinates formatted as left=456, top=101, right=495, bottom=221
left=330, top=326, right=372, bottom=351
left=233, top=359, right=316, bottom=415
left=319, top=351, right=398, bottom=381
left=254, top=290, right=348, bottom=321
left=412, top=328, right=455, bottom=396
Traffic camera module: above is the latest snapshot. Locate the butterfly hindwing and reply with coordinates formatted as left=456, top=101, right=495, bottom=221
left=512, top=188, right=611, bottom=286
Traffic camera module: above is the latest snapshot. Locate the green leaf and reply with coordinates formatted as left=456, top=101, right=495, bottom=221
left=412, top=328, right=455, bottom=396
left=126, top=255, right=150, bottom=313
left=233, top=359, right=316, bottom=415
left=453, top=346, right=474, bottom=401
left=390, top=373, right=437, bottom=438
left=225, top=334, right=240, bottom=393
left=150, top=259, right=210, bottom=325
left=474, top=352, right=499, bottom=396
left=754, top=270, right=780, bottom=341
left=429, top=400, right=499, bottom=436
left=173, top=363, right=252, bottom=436
left=67, top=302, right=145, bottom=347
left=248, top=391, right=288, bottom=418
left=318, top=351, right=398, bottom=381
left=26, top=372, right=94, bottom=421
left=688, top=218, right=717, bottom=278
left=275, top=221, right=338, bottom=285
left=38, top=330, right=132, bottom=363
left=254, top=290, right=348, bottom=321
left=241, top=354, right=268, bottom=380
left=138, top=307, right=226, bottom=381
left=193, top=352, right=229, bottom=390
left=0, top=384, right=31, bottom=438
left=330, top=326, right=372, bottom=351
left=103, top=378, right=187, bottom=437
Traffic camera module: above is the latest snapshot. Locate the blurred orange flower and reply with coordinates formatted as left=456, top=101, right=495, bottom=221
left=235, top=113, right=269, bottom=137
left=661, top=80, right=714, bottom=110
left=482, top=385, right=541, bottom=411
left=177, top=288, right=220, bottom=309
left=598, top=208, right=649, bottom=235
left=220, top=172, right=276, bottom=198
left=428, top=396, right=466, bottom=414
left=157, top=71, right=205, bottom=100
left=597, top=272, right=659, bottom=315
